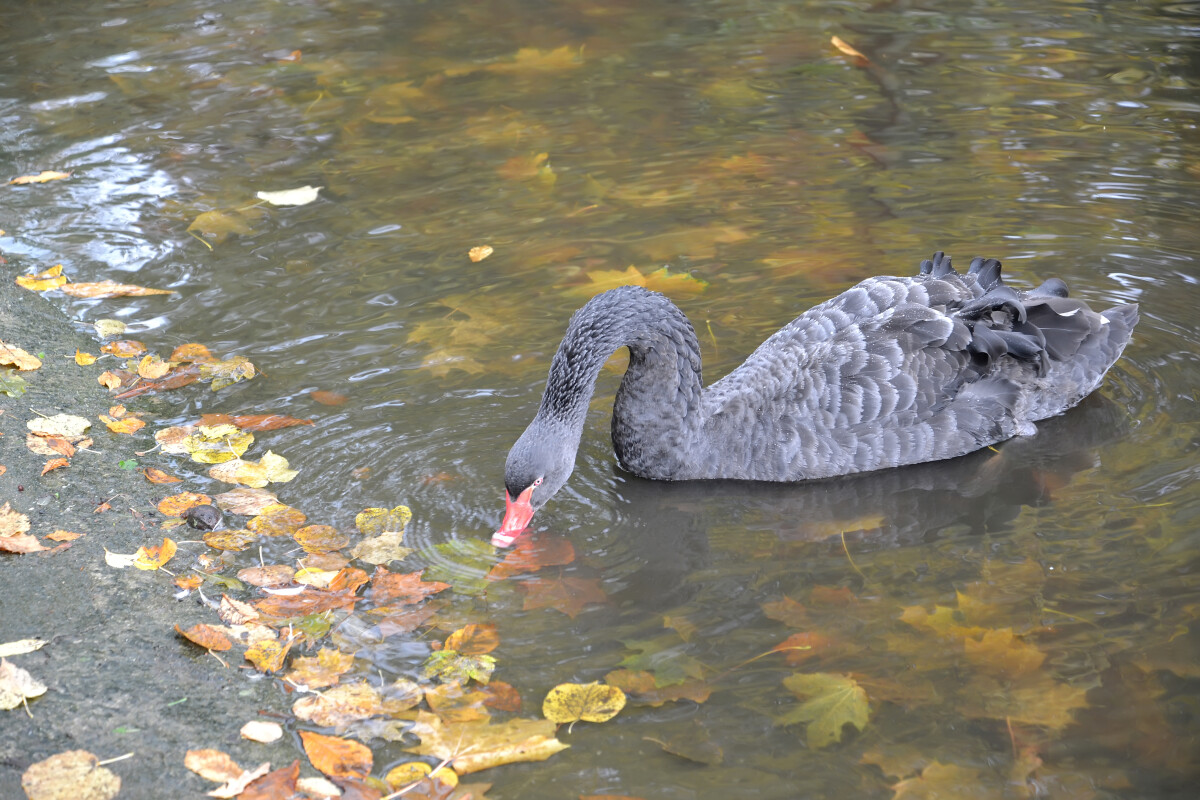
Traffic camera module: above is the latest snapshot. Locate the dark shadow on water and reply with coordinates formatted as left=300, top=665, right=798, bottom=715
left=597, top=393, right=1129, bottom=612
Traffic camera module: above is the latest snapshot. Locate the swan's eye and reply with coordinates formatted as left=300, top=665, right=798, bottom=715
left=532, top=477, right=543, bottom=488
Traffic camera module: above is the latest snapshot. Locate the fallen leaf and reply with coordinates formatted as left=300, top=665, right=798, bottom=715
left=643, top=721, right=724, bottom=765
left=209, top=451, right=298, bottom=487
left=247, top=505, right=307, bottom=536
left=134, top=537, right=177, bottom=570
left=294, top=681, right=385, bottom=727
left=487, top=535, right=575, bottom=580
left=137, top=353, right=171, bottom=380
left=144, top=467, right=183, bottom=484
left=27, top=413, right=91, bottom=439
left=762, top=596, right=810, bottom=628
left=0, top=658, right=48, bottom=710
left=20, top=750, right=119, bottom=800
left=368, top=566, right=451, bottom=605
left=187, top=210, right=254, bottom=244
left=184, top=749, right=244, bottom=783
left=445, top=624, right=500, bottom=655
left=483, top=46, right=582, bottom=75
left=46, top=530, right=83, bottom=542
left=831, top=35, right=871, bottom=66
left=0, top=502, right=45, bottom=554
left=286, top=647, right=355, bottom=689
left=241, top=720, right=284, bottom=743
left=425, top=682, right=491, bottom=723
left=406, top=710, right=569, bottom=774
left=237, top=564, right=295, bottom=588
left=209, top=761, right=274, bottom=798
left=9, top=170, right=72, bottom=185
left=563, top=265, right=707, bottom=298
left=60, top=279, right=174, bottom=298
left=422, top=650, right=497, bottom=685
left=518, top=576, right=608, bottom=618
left=98, top=371, right=123, bottom=389
left=215, top=487, right=280, bottom=516
left=41, top=457, right=70, bottom=476
left=104, top=548, right=137, bottom=567
left=310, top=389, right=347, bottom=406
left=890, top=761, right=986, bottom=799
left=355, top=505, right=412, bottom=535
left=245, top=638, right=292, bottom=673
left=100, top=414, right=145, bottom=435
left=0, top=341, right=42, bottom=370
left=158, top=491, right=213, bottom=517
left=93, top=319, right=126, bottom=338
left=603, top=669, right=713, bottom=707
left=257, top=185, right=322, bottom=206
left=203, top=529, right=258, bottom=551
left=299, top=731, right=372, bottom=779
left=543, top=682, right=626, bottom=731
left=15, top=264, right=67, bottom=292
left=176, top=623, right=233, bottom=652
left=0, top=639, right=48, bottom=658
left=350, top=531, right=414, bottom=565
left=74, top=350, right=97, bottom=365
left=171, top=342, right=213, bottom=362
left=468, top=245, right=494, bottom=262
left=293, top=524, right=349, bottom=554
left=776, top=672, right=870, bottom=748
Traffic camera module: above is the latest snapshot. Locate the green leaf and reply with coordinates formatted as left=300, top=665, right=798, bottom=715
left=118, top=459, right=139, bottom=469
left=776, top=672, right=869, bottom=748
left=419, top=539, right=497, bottom=596
left=618, top=635, right=706, bottom=687
left=421, top=649, right=496, bottom=684
left=0, top=369, right=27, bottom=397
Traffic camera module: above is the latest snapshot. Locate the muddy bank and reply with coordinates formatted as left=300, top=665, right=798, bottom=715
left=0, top=280, right=295, bottom=797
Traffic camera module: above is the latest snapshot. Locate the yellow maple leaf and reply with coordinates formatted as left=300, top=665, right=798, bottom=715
left=134, top=537, right=177, bottom=570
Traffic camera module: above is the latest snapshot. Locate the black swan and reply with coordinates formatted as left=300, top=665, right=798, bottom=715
left=494, top=252, right=1138, bottom=546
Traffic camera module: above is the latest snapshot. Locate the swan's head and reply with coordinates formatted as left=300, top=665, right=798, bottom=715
left=493, top=417, right=577, bottom=547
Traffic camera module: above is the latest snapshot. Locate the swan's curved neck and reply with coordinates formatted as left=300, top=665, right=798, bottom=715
left=536, top=286, right=704, bottom=477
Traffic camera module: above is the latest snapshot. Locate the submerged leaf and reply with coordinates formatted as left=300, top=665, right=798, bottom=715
left=777, top=672, right=870, bottom=748
left=405, top=710, right=569, bottom=774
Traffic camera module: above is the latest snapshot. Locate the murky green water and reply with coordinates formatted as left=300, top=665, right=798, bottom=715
left=3, top=0, right=1199, bottom=796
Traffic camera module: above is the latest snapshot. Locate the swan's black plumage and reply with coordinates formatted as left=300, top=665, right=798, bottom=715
left=495, top=252, right=1138, bottom=543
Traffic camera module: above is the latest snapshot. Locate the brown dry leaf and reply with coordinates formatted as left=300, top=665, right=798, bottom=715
left=517, top=576, right=608, bottom=618
left=483, top=45, right=582, bottom=75
left=224, top=761, right=292, bottom=799
left=41, top=457, right=70, bottom=476
left=184, top=748, right=244, bottom=783
left=468, top=245, right=494, bottom=263
left=9, top=170, right=72, bottom=185
left=293, top=681, right=384, bottom=727
left=99, top=414, right=145, bottom=435
left=220, top=413, right=314, bottom=432
left=286, top=647, right=355, bottom=689
left=245, top=638, right=292, bottom=673
left=187, top=209, right=254, bottom=244
left=46, top=530, right=83, bottom=542
left=214, top=487, right=280, bottom=516
left=61, top=280, right=174, bottom=299
left=0, top=502, right=45, bottom=554
left=445, top=624, right=500, bottom=655
left=310, top=389, right=348, bottom=406
left=143, top=467, right=182, bottom=484
left=406, top=710, right=569, bottom=774
left=603, top=669, right=712, bottom=707
left=15, top=264, right=67, bottom=292
left=293, top=524, right=350, bottom=554
left=203, top=529, right=258, bottom=552
left=20, top=750, right=119, bottom=800
left=218, top=595, right=260, bottom=626
left=831, top=35, right=871, bottom=66
left=299, top=730, right=373, bottom=780
left=368, top=566, right=451, bottom=605
left=114, top=363, right=200, bottom=398
left=237, top=564, right=295, bottom=588
left=253, top=588, right=359, bottom=620
left=137, top=353, right=171, bottom=380
left=101, top=340, right=147, bottom=358
left=175, top=623, right=233, bottom=652
left=247, top=505, right=307, bottom=536
left=487, top=535, right=575, bottom=580
left=0, top=341, right=42, bottom=371
left=26, top=434, right=75, bottom=457
left=133, top=537, right=176, bottom=570
left=97, top=371, right=123, bottom=389
left=157, top=491, right=212, bottom=517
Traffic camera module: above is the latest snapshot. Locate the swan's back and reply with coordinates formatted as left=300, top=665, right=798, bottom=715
left=679, top=253, right=1138, bottom=481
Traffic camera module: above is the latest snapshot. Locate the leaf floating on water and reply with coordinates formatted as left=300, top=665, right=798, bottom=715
left=101, top=339, right=147, bottom=358
left=246, top=504, right=307, bottom=536
left=776, top=672, right=870, bottom=748
left=256, top=185, right=322, bottom=206
left=9, top=170, right=72, bottom=185
left=14, top=265, right=66, bottom=292
left=93, top=319, right=126, bottom=338
left=405, top=710, right=569, bottom=774
left=59, top=280, right=175, bottom=299
left=543, top=682, right=626, bottom=731
left=831, top=35, right=871, bottom=67
left=245, top=638, right=291, bottom=673
left=293, top=681, right=384, bottom=727
left=157, top=491, right=212, bottom=517
left=0, top=341, right=41, bottom=371
left=355, top=505, right=412, bottom=536
left=203, top=529, right=258, bottom=552
left=20, top=750, right=120, bottom=800
left=468, top=244, right=494, bottom=262
left=285, top=647, right=355, bottom=690
left=214, top=487, right=280, bottom=516
left=421, top=649, right=497, bottom=685
left=143, top=467, right=183, bottom=484
left=293, top=523, right=349, bottom=554
left=74, top=350, right=97, bottom=366
left=309, top=389, right=348, bottom=406
left=445, top=623, right=500, bottom=655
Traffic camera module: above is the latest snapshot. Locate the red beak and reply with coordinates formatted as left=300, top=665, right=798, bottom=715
left=492, top=485, right=535, bottom=547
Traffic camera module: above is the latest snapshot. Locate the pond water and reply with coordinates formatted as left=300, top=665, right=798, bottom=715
left=3, top=0, right=1199, bottom=797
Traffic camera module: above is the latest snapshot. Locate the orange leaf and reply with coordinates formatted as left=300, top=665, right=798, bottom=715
left=143, top=467, right=182, bottom=484
left=169, top=342, right=213, bottom=362
left=293, top=524, right=350, bottom=554
left=175, top=623, right=233, bottom=651
left=9, top=170, right=72, bottom=185
left=245, top=638, right=292, bottom=672
left=60, top=280, right=174, bottom=299
left=100, top=340, right=147, bottom=357
left=831, top=35, right=871, bottom=66
left=230, top=414, right=314, bottom=432
left=368, top=566, right=451, bottom=605
left=134, top=537, right=177, bottom=570
left=253, top=588, right=358, bottom=620
left=41, top=457, right=70, bottom=475
left=113, top=363, right=200, bottom=398
left=237, top=760, right=299, bottom=800
left=99, top=414, right=145, bottom=434
left=772, top=632, right=832, bottom=665
left=517, top=576, right=607, bottom=618
left=488, top=535, right=575, bottom=579
left=309, top=390, right=347, bottom=406
left=98, top=371, right=123, bottom=389
left=74, top=349, right=97, bottom=365
left=46, top=530, right=83, bottom=541
left=157, top=491, right=212, bottom=517
left=299, top=731, right=373, bottom=779
left=247, top=505, right=307, bottom=536
left=445, top=623, right=500, bottom=655
left=15, top=264, right=67, bottom=291
left=175, top=574, right=203, bottom=590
